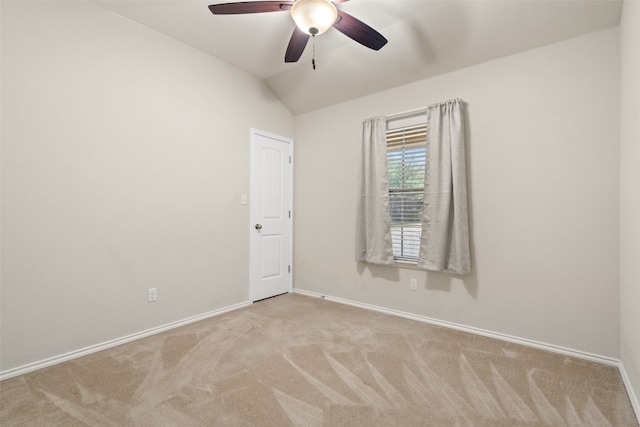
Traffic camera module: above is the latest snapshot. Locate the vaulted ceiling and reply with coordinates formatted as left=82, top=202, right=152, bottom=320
left=92, top=0, right=622, bottom=114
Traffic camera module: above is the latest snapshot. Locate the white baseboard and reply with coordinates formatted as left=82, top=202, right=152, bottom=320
left=619, top=360, right=640, bottom=421
left=0, top=300, right=252, bottom=381
left=292, top=288, right=619, bottom=366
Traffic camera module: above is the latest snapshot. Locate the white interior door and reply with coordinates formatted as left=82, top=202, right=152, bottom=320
left=250, top=129, right=292, bottom=302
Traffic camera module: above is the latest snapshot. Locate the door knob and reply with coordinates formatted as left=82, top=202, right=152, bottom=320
left=255, top=224, right=262, bottom=230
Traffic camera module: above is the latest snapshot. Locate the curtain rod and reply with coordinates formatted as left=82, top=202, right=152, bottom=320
left=385, top=98, right=463, bottom=120
left=385, top=106, right=427, bottom=121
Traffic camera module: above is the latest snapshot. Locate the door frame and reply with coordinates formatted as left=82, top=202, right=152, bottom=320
left=249, top=128, right=294, bottom=302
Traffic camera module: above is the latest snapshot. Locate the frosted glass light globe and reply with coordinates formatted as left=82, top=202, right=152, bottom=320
left=291, top=0, right=338, bottom=36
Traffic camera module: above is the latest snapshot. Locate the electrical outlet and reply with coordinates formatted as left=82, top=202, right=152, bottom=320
left=410, top=279, right=418, bottom=291
left=148, top=288, right=157, bottom=302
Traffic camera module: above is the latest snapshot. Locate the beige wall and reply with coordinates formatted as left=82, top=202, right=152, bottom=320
left=0, top=0, right=631, bottom=395
left=0, top=1, right=294, bottom=371
left=294, top=28, right=620, bottom=358
left=620, top=0, right=640, bottom=408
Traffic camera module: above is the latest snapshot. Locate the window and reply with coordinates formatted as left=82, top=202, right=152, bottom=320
left=387, top=123, right=427, bottom=262
left=357, top=100, right=468, bottom=272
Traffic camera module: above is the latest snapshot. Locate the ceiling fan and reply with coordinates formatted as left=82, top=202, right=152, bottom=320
left=207, top=0, right=388, bottom=66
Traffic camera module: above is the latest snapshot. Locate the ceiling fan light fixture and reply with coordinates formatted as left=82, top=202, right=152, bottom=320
left=290, top=0, right=338, bottom=36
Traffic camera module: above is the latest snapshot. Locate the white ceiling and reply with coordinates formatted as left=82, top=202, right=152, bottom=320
left=92, top=0, right=622, bottom=114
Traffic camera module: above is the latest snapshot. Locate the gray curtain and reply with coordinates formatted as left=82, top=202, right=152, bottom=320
left=355, top=117, right=394, bottom=265
left=417, top=99, right=471, bottom=274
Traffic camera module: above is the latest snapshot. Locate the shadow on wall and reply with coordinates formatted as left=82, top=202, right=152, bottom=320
left=426, top=269, right=477, bottom=298
left=356, top=262, right=401, bottom=282
left=356, top=261, right=478, bottom=299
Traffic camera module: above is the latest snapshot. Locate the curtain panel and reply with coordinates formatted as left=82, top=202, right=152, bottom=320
left=355, top=117, right=395, bottom=265
left=417, top=99, right=471, bottom=274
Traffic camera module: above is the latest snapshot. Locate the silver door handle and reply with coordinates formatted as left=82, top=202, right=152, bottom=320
left=255, top=224, right=262, bottom=230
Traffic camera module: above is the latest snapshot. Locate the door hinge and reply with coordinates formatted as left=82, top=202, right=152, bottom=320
left=288, top=210, right=291, bottom=218
left=289, top=156, right=292, bottom=164
left=288, top=265, right=291, bottom=273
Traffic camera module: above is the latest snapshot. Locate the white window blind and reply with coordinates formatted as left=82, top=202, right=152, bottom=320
left=387, top=123, right=427, bottom=262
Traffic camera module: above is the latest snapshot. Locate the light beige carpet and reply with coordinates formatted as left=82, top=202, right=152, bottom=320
left=1, top=293, right=637, bottom=426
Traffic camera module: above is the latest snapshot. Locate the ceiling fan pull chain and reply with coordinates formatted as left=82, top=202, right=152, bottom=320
left=312, top=34, right=316, bottom=70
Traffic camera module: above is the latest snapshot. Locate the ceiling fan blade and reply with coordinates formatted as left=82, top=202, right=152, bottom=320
left=333, top=10, right=387, bottom=51
left=208, top=1, right=292, bottom=15
left=285, top=26, right=310, bottom=62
